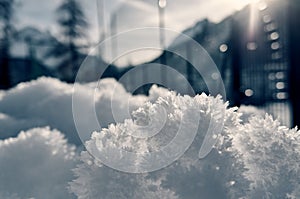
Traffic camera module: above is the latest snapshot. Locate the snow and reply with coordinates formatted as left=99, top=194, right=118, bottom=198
left=72, top=88, right=300, bottom=198
left=230, top=114, right=300, bottom=198
left=0, top=127, right=77, bottom=199
left=74, top=90, right=248, bottom=198
left=0, top=77, right=147, bottom=145
left=237, top=105, right=266, bottom=124
left=69, top=151, right=179, bottom=199
left=1, top=77, right=299, bottom=198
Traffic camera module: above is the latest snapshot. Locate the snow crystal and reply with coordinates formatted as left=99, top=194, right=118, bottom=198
left=1, top=77, right=299, bottom=198
left=71, top=90, right=248, bottom=198
left=72, top=87, right=300, bottom=198
left=230, top=115, right=300, bottom=198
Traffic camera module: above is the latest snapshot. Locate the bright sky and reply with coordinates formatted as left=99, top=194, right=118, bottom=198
left=16, top=0, right=251, bottom=66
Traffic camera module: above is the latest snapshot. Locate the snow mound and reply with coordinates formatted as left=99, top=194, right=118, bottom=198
left=71, top=89, right=300, bottom=198
left=0, top=77, right=147, bottom=145
left=231, top=114, right=300, bottom=198
left=0, top=127, right=78, bottom=199
left=1, top=77, right=299, bottom=198
left=70, top=91, right=248, bottom=198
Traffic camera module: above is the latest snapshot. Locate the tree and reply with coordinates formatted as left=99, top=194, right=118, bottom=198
left=0, top=0, right=15, bottom=89
left=48, top=0, right=89, bottom=82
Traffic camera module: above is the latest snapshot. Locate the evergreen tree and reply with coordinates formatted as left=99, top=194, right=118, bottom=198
left=48, top=0, right=89, bottom=82
left=0, top=0, right=15, bottom=89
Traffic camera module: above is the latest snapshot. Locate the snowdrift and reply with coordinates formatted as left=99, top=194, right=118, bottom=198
left=231, top=115, right=300, bottom=198
left=0, top=127, right=77, bottom=199
left=0, top=77, right=299, bottom=198
left=70, top=89, right=300, bottom=199
left=0, top=77, right=147, bottom=145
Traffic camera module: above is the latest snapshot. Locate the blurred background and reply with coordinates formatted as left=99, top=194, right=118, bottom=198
left=0, top=0, right=299, bottom=127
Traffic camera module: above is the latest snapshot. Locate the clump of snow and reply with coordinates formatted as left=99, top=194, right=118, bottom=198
left=0, top=127, right=78, bottom=199
left=1, top=77, right=299, bottom=198
left=147, top=84, right=173, bottom=102
left=0, top=77, right=147, bottom=145
left=230, top=114, right=300, bottom=198
left=70, top=90, right=249, bottom=198
left=71, top=87, right=300, bottom=198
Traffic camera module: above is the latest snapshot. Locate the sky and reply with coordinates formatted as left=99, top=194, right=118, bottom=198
left=15, top=0, right=252, bottom=66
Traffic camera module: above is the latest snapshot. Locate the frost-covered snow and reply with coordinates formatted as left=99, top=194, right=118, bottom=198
left=71, top=88, right=300, bottom=199
left=231, top=114, right=300, bottom=198
left=71, top=90, right=248, bottom=198
left=0, top=127, right=77, bottom=199
left=1, top=77, right=299, bottom=198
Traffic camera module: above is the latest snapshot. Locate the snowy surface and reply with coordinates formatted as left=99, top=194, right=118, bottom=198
left=71, top=89, right=300, bottom=198
left=0, top=77, right=147, bottom=145
left=0, top=127, right=77, bottom=199
left=231, top=115, right=300, bottom=198
left=72, top=91, right=245, bottom=198
left=0, top=77, right=299, bottom=198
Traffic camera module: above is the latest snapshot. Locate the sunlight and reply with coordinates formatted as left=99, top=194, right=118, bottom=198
left=248, top=0, right=268, bottom=40
left=230, top=0, right=257, bottom=10
left=249, top=1, right=259, bottom=39
left=233, top=0, right=269, bottom=40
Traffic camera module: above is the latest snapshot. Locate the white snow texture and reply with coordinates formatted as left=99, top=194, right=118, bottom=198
left=0, top=127, right=77, bottom=199
left=70, top=84, right=300, bottom=199
left=0, top=77, right=147, bottom=145
left=0, top=77, right=299, bottom=199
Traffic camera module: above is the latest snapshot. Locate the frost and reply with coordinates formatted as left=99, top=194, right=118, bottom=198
left=1, top=78, right=299, bottom=198
left=230, top=114, right=300, bottom=198
left=0, top=127, right=78, bottom=199
left=71, top=91, right=249, bottom=198
left=72, top=87, right=300, bottom=198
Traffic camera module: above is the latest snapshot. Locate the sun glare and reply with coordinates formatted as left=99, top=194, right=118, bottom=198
left=248, top=0, right=268, bottom=39
left=230, top=0, right=262, bottom=11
